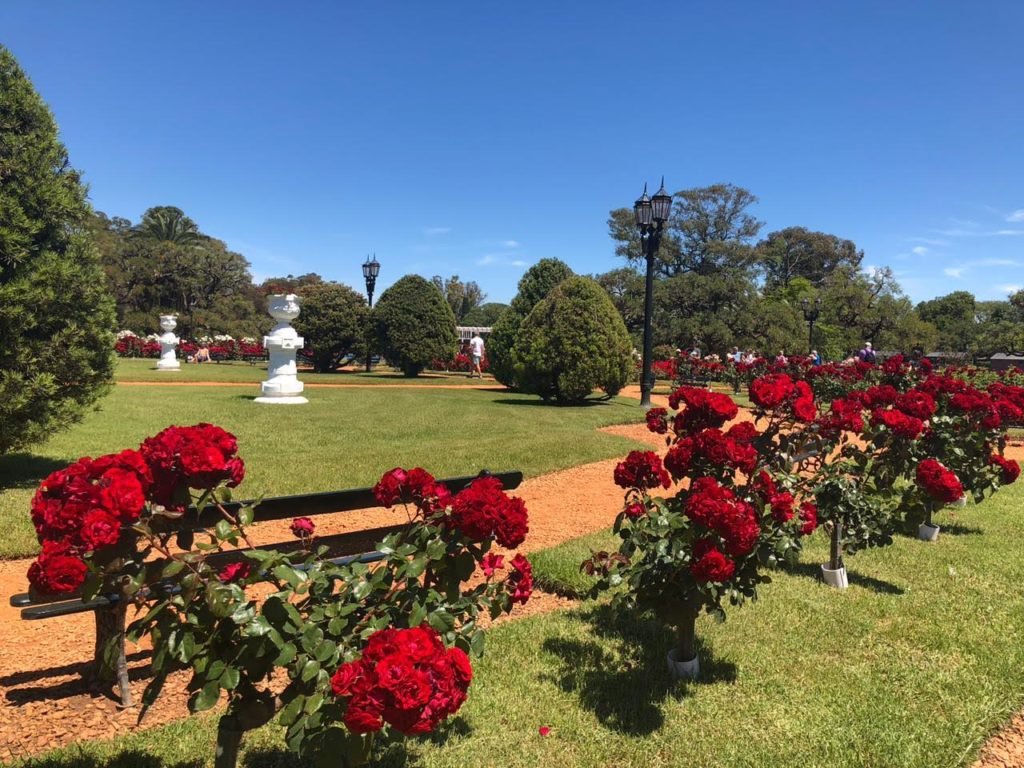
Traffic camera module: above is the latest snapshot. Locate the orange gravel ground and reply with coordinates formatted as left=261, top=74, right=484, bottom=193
left=0, top=384, right=1021, bottom=764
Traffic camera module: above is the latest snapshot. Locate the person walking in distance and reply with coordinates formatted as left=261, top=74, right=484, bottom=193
left=469, top=332, right=485, bottom=378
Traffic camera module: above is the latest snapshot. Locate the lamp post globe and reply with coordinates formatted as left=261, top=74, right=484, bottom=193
left=362, top=254, right=380, bottom=372
left=635, top=177, right=670, bottom=409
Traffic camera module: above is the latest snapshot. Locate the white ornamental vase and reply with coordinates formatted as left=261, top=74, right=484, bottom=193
left=918, top=523, right=940, bottom=542
left=666, top=648, right=700, bottom=681
left=255, top=294, right=307, bottom=404
left=156, top=315, right=180, bottom=370
left=821, top=563, right=849, bottom=589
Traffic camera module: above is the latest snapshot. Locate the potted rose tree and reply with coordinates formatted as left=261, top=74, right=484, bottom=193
left=588, top=385, right=817, bottom=680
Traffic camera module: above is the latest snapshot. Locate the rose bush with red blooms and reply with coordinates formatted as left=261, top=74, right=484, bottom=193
left=330, top=625, right=472, bottom=736
left=990, top=455, right=1021, bottom=485
left=614, top=451, right=671, bottom=491
left=141, top=423, right=244, bottom=509
left=915, top=459, right=964, bottom=505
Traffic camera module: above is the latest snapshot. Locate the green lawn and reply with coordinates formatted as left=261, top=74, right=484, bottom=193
left=11, top=484, right=1024, bottom=767
left=114, top=358, right=493, bottom=385
left=0, top=385, right=645, bottom=559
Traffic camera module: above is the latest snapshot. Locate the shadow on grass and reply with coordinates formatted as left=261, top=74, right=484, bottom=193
left=241, top=748, right=306, bottom=767
left=787, top=561, right=905, bottom=595
left=0, top=453, right=75, bottom=491
left=491, top=397, right=615, bottom=408
left=21, top=751, right=201, bottom=768
left=540, top=603, right=736, bottom=736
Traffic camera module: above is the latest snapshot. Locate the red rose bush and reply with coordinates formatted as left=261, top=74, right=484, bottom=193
left=587, top=385, right=818, bottom=678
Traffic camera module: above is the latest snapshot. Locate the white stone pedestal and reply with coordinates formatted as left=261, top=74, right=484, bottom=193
left=255, top=294, right=307, bottom=405
left=156, top=315, right=180, bottom=370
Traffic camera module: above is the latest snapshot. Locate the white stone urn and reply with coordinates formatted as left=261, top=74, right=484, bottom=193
left=156, top=315, right=180, bottom=370
left=255, top=294, right=307, bottom=404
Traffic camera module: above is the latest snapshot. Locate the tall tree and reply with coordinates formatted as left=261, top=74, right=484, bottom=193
left=134, top=205, right=201, bottom=244
left=608, top=183, right=762, bottom=277
left=461, top=302, right=508, bottom=327
left=430, top=274, right=486, bottom=322
left=916, top=291, right=979, bottom=353
left=0, top=46, right=116, bottom=454
left=756, top=227, right=864, bottom=289
left=294, top=282, right=368, bottom=372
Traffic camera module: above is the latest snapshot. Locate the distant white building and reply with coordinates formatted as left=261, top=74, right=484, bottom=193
left=456, top=326, right=492, bottom=341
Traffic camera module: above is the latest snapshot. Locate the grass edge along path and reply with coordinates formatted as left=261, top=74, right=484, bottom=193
left=8, top=482, right=1024, bottom=768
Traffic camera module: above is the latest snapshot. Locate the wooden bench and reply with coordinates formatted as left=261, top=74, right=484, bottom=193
left=9, top=468, right=523, bottom=707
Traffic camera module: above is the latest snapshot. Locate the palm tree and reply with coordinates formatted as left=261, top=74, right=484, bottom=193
left=134, top=206, right=202, bottom=244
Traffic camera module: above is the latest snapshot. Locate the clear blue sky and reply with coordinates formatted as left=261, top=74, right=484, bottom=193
left=3, top=2, right=1023, bottom=305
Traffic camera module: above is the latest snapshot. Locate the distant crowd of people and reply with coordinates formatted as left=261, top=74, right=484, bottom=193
left=678, top=340, right=882, bottom=368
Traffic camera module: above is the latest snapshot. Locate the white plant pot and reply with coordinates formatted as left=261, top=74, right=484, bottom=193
left=948, top=497, right=967, bottom=509
left=918, top=523, right=940, bottom=542
left=256, top=294, right=307, bottom=404
left=821, top=563, right=849, bottom=589
left=666, top=648, right=700, bottom=681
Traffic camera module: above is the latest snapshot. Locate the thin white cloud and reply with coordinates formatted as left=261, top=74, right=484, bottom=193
left=477, top=254, right=498, bottom=266
left=949, top=217, right=978, bottom=228
left=911, top=246, right=928, bottom=256
left=500, top=240, right=520, bottom=248
left=997, top=283, right=1022, bottom=294
left=510, top=259, right=527, bottom=267
left=423, top=227, right=452, bottom=236
left=996, top=229, right=1024, bottom=236
left=976, top=258, right=1022, bottom=267
left=1006, top=210, right=1024, bottom=223
left=476, top=252, right=527, bottom=268
left=932, top=228, right=1024, bottom=237
left=908, top=237, right=950, bottom=247
left=943, top=267, right=964, bottom=278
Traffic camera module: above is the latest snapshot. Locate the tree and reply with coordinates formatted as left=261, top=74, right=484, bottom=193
left=756, top=227, right=864, bottom=289
left=373, top=275, right=457, bottom=377
left=817, top=266, right=922, bottom=356
left=0, top=46, right=116, bottom=454
left=461, top=302, right=508, bottom=327
left=512, top=277, right=633, bottom=402
left=488, top=259, right=574, bottom=387
left=608, top=183, right=762, bottom=277
left=916, top=291, right=979, bottom=353
left=294, top=282, right=368, bottom=372
left=430, top=275, right=486, bottom=322
left=595, top=267, right=645, bottom=340
left=134, top=206, right=201, bottom=244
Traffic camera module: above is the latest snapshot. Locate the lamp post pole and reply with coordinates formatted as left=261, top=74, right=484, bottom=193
left=801, top=297, right=821, bottom=356
left=362, top=254, right=380, bottom=373
left=635, top=179, right=672, bottom=409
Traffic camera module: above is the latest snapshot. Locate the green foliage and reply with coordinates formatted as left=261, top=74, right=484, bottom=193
left=372, top=275, right=457, bottom=377
left=756, top=226, right=864, bottom=289
left=461, top=302, right=508, bottom=327
left=512, top=276, right=632, bottom=402
left=294, top=282, right=368, bottom=372
left=488, top=259, right=574, bottom=387
left=0, top=46, right=115, bottom=455
left=430, top=275, right=486, bottom=323
left=916, top=290, right=979, bottom=353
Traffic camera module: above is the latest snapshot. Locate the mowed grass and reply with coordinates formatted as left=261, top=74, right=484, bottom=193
left=0, top=385, right=645, bottom=560
left=115, top=358, right=493, bottom=385
left=11, top=484, right=1024, bottom=768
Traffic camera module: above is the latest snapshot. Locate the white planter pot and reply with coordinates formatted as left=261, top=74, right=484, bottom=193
left=948, top=497, right=967, bottom=509
left=666, top=648, right=700, bottom=681
left=256, top=294, right=307, bottom=404
left=918, top=523, right=940, bottom=542
left=820, top=563, right=848, bottom=589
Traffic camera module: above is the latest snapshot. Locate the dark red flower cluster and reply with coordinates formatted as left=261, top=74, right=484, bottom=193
left=614, top=451, right=671, bottom=490
left=645, top=407, right=669, bottom=434
left=141, top=424, right=244, bottom=508
left=219, top=561, right=252, bottom=583
left=668, top=387, right=738, bottom=431
left=749, top=374, right=796, bottom=410
left=798, top=502, right=818, bottom=535
left=290, top=517, right=315, bottom=538
left=894, top=390, right=936, bottom=420
left=948, top=390, right=1001, bottom=429
left=990, top=454, right=1021, bottom=485
left=684, top=478, right=760, bottom=558
left=506, top=553, right=533, bottom=604
left=816, top=398, right=865, bottom=437
left=690, top=538, right=735, bottom=583
left=330, top=625, right=472, bottom=735
left=915, top=458, right=964, bottom=504
left=664, top=428, right=757, bottom=479
left=448, top=476, right=529, bottom=548
left=863, top=385, right=899, bottom=408
left=882, top=354, right=907, bottom=376
left=870, top=408, right=924, bottom=439
left=373, top=467, right=452, bottom=514
left=28, top=450, right=153, bottom=594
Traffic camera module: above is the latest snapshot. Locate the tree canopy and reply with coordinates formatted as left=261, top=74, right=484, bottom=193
left=431, top=275, right=486, bottom=323
left=373, top=275, right=457, bottom=377
left=294, top=282, right=368, bottom=372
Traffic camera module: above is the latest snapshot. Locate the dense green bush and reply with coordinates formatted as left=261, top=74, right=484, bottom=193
left=372, top=275, right=456, bottom=376
left=0, top=47, right=116, bottom=455
left=489, top=258, right=574, bottom=387
left=512, top=276, right=633, bottom=402
left=294, top=282, right=368, bottom=372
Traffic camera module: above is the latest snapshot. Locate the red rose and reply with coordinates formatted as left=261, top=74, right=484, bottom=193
left=895, top=390, right=936, bottom=420
left=97, top=468, right=146, bottom=522
left=870, top=408, right=924, bottom=439
left=990, top=454, right=1021, bottom=485
left=670, top=387, right=739, bottom=432
left=80, top=509, right=122, bottom=551
left=915, top=459, right=964, bottom=504
left=664, top=439, right=695, bottom=480
left=344, top=700, right=385, bottom=734
left=27, top=541, right=88, bottom=595
left=331, top=661, right=363, bottom=697
left=770, top=492, right=795, bottom=523
left=624, top=501, right=647, bottom=519
left=690, top=540, right=735, bottom=583
left=645, top=407, right=669, bottom=434
left=218, top=561, right=252, bottom=583
left=798, top=502, right=818, bottom=535
left=448, top=477, right=529, bottom=548
left=749, top=374, right=796, bottom=410
left=480, top=552, right=505, bottom=578
left=508, top=553, right=533, bottom=605
left=290, top=517, right=315, bottom=538
left=726, top=421, right=759, bottom=444
left=792, top=396, right=817, bottom=422
left=613, top=451, right=671, bottom=490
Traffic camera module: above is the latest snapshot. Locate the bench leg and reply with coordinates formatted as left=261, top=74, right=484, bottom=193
left=93, top=604, right=132, bottom=708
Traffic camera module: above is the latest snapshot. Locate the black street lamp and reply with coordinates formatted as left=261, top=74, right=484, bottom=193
left=362, top=254, right=380, bottom=372
left=801, top=297, right=821, bottom=356
left=635, top=178, right=672, bottom=408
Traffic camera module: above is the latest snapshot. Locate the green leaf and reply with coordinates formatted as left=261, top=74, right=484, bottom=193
left=274, top=642, right=298, bottom=666
left=406, top=554, right=429, bottom=578
left=238, top=506, right=254, bottom=526
left=300, top=658, right=320, bottom=683
left=408, top=602, right=427, bottom=627
left=278, top=696, right=303, bottom=727
left=191, top=681, right=221, bottom=712
left=314, top=639, right=337, bottom=663
left=220, top=666, right=240, bottom=690
left=215, top=519, right=233, bottom=540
